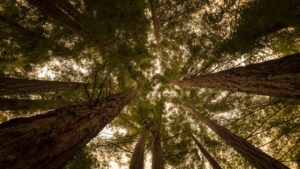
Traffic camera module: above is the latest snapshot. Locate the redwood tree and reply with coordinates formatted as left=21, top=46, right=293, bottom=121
left=148, top=0, right=161, bottom=42
left=0, top=89, right=141, bottom=169
left=175, top=53, right=300, bottom=99
left=183, top=105, right=289, bottom=169
left=152, top=118, right=165, bottom=169
left=0, top=78, right=86, bottom=96
left=191, top=134, right=222, bottom=169
left=25, top=0, right=86, bottom=37
left=129, top=134, right=147, bottom=169
left=0, top=98, right=71, bottom=111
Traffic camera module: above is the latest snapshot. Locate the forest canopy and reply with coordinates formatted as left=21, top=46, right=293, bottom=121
left=0, top=0, right=299, bottom=169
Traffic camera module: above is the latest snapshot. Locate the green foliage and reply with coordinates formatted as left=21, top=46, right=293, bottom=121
left=217, top=0, right=300, bottom=56
left=0, top=0, right=299, bottom=168
left=0, top=112, right=8, bottom=123
left=273, top=28, right=300, bottom=56
left=64, top=147, right=99, bottom=169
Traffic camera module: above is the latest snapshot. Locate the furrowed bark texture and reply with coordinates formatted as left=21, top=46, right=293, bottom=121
left=183, top=105, right=289, bottom=169
left=191, top=134, right=222, bottom=169
left=0, top=98, right=71, bottom=111
left=0, top=90, right=140, bottom=169
left=129, top=134, right=147, bottom=169
left=177, top=53, right=300, bottom=99
left=0, top=78, right=86, bottom=96
left=152, top=124, right=164, bottom=169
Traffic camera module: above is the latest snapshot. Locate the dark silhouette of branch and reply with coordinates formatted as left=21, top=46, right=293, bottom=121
left=84, top=84, right=91, bottom=103
left=91, top=71, right=98, bottom=100
left=161, top=130, right=192, bottom=142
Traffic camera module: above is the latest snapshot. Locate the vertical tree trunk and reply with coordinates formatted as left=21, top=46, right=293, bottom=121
left=0, top=89, right=141, bottom=169
left=175, top=53, right=300, bottom=99
left=148, top=0, right=161, bottom=42
left=191, top=134, right=222, bottom=169
left=0, top=98, right=73, bottom=111
left=129, top=134, right=147, bottom=169
left=152, top=122, right=164, bottom=169
left=183, top=105, right=289, bottom=169
left=0, top=78, right=87, bottom=96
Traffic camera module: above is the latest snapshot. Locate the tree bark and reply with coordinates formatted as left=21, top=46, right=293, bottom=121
left=0, top=78, right=87, bottom=96
left=148, top=0, right=161, bottom=42
left=152, top=120, right=164, bottom=169
left=25, top=0, right=85, bottom=36
left=129, top=134, right=147, bottom=169
left=191, top=134, right=222, bottom=169
left=175, top=53, right=300, bottom=99
left=0, top=98, right=73, bottom=111
left=183, top=105, right=289, bottom=169
left=0, top=89, right=141, bottom=169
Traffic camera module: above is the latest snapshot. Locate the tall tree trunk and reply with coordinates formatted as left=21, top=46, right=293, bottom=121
left=25, top=0, right=85, bottom=36
left=0, top=78, right=86, bottom=96
left=152, top=118, right=164, bottom=169
left=129, top=134, right=147, bottom=169
left=191, top=134, right=222, bottom=169
left=148, top=0, right=161, bottom=42
left=175, top=53, right=300, bottom=99
left=25, top=0, right=110, bottom=53
left=0, top=98, right=72, bottom=111
left=0, top=89, right=141, bottom=169
left=183, top=105, right=289, bottom=169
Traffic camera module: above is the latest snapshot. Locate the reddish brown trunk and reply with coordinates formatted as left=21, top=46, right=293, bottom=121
left=191, top=134, right=222, bottom=169
left=152, top=122, right=164, bottom=169
left=183, top=105, right=289, bottom=169
left=0, top=98, right=73, bottom=111
left=0, top=78, right=86, bottom=96
left=148, top=0, right=161, bottom=42
left=175, top=53, right=300, bottom=99
left=129, top=134, right=147, bottom=169
left=0, top=89, right=141, bottom=169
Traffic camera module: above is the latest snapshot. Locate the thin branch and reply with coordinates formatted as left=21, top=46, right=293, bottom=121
left=227, top=101, right=280, bottom=127
left=278, top=139, right=300, bottom=160
left=84, top=84, right=91, bottom=103
left=247, top=115, right=300, bottom=139
left=91, top=71, right=98, bottom=100
left=107, top=142, right=133, bottom=153
left=161, top=130, right=192, bottom=142
left=257, top=124, right=299, bottom=148
left=101, top=133, right=141, bottom=142
left=95, top=82, right=104, bottom=104
left=245, top=107, right=284, bottom=139
left=105, top=86, right=109, bottom=97
left=109, top=76, right=112, bottom=96
left=118, top=114, right=140, bottom=130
